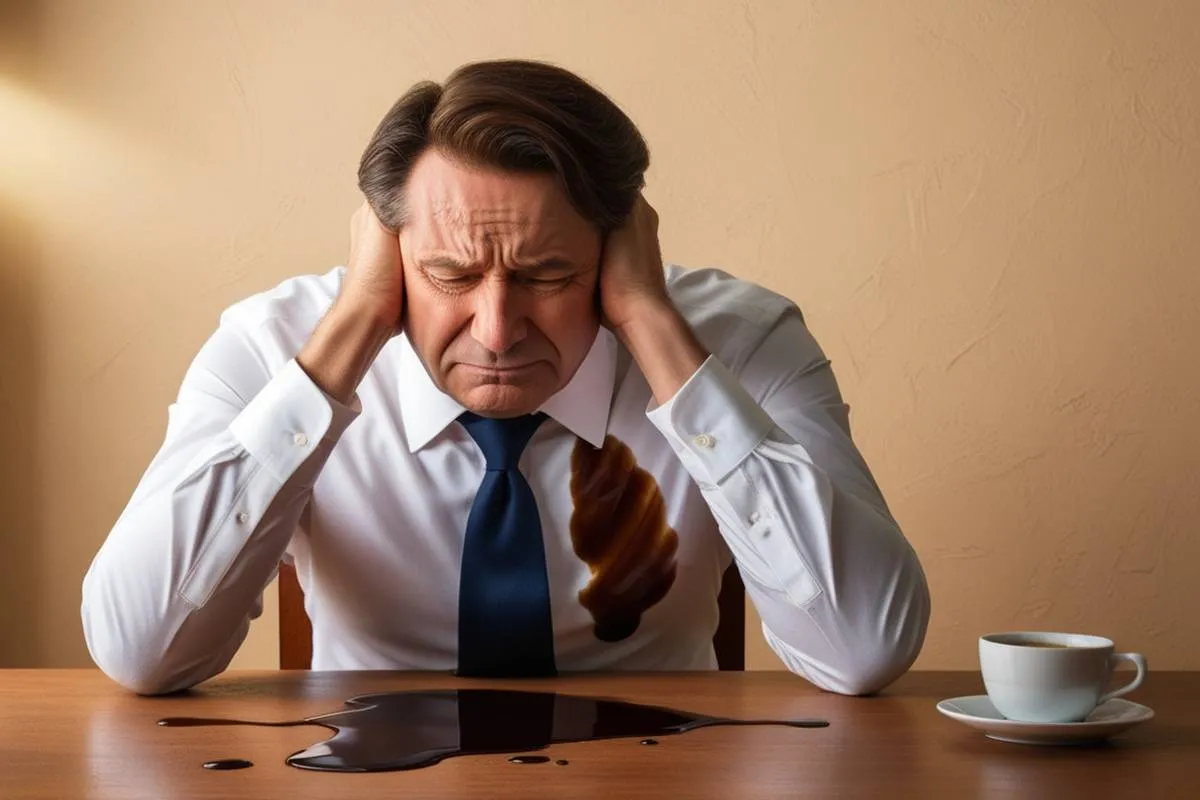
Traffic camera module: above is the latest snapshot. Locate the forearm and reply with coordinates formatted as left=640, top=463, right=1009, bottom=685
left=297, top=301, right=393, bottom=405
left=615, top=303, right=709, bottom=406
left=728, top=455, right=930, bottom=695
left=82, top=441, right=303, bottom=694
left=647, top=354, right=929, bottom=695
left=82, top=359, right=358, bottom=694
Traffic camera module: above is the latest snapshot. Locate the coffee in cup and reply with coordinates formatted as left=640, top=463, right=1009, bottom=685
left=979, top=632, right=1147, bottom=723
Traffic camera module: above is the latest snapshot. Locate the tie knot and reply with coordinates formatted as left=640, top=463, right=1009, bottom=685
left=459, top=412, right=547, bottom=470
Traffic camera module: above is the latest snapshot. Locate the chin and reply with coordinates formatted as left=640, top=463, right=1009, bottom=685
left=457, top=384, right=549, bottom=419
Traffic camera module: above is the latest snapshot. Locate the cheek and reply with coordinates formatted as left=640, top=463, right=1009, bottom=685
left=532, top=291, right=600, bottom=365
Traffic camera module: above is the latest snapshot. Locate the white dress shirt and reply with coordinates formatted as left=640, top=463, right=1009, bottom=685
left=81, top=265, right=929, bottom=696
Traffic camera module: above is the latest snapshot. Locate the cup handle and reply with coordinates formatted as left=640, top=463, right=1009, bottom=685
left=1098, top=652, right=1147, bottom=705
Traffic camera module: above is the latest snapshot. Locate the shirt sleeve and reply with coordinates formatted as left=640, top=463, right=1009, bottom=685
left=646, top=311, right=930, bottom=695
left=80, top=317, right=359, bottom=695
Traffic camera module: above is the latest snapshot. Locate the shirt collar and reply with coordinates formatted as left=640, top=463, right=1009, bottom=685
left=398, top=328, right=618, bottom=453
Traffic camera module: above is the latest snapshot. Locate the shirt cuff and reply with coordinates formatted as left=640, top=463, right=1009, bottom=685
left=229, top=359, right=360, bottom=483
left=646, top=355, right=776, bottom=485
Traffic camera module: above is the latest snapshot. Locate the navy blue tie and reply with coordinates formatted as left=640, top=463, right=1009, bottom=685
left=457, top=412, right=557, bottom=677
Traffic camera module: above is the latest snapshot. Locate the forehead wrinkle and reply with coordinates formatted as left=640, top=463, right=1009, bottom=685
left=433, top=209, right=536, bottom=234
left=426, top=210, right=555, bottom=259
left=406, top=158, right=597, bottom=270
left=420, top=232, right=576, bottom=273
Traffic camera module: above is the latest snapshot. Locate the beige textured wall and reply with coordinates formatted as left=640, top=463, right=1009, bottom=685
left=2, top=1, right=1198, bottom=673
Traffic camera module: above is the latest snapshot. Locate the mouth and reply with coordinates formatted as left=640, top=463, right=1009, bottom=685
left=458, top=363, right=542, bottom=379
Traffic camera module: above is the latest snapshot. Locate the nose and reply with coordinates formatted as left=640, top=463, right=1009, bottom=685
left=469, top=275, right=528, bottom=355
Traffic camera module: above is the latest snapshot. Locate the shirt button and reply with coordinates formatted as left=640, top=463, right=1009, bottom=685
left=692, top=433, right=715, bottom=449
left=235, top=512, right=249, bottom=524
left=749, top=512, right=761, bottom=524
left=293, top=432, right=310, bottom=447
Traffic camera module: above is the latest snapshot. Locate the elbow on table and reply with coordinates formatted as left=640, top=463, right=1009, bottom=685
left=833, top=552, right=933, bottom=696
left=767, top=581, right=931, bottom=697
left=81, top=608, right=198, bottom=697
left=106, top=664, right=192, bottom=697
left=817, top=647, right=920, bottom=697
left=793, top=633, right=926, bottom=697
left=83, top=630, right=194, bottom=696
left=837, top=594, right=930, bottom=696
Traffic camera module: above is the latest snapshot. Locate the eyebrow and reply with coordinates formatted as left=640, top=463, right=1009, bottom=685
left=417, top=255, right=578, bottom=273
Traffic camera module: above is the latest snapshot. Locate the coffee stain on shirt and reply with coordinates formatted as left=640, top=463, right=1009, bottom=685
left=569, top=435, right=679, bottom=642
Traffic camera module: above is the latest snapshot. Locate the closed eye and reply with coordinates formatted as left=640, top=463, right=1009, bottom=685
left=516, top=274, right=577, bottom=293
left=424, top=272, right=482, bottom=292
left=522, top=276, right=572, bottom=286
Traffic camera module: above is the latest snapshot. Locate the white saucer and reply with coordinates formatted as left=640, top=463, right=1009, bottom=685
left=936, top=695, right=1154, bottom=745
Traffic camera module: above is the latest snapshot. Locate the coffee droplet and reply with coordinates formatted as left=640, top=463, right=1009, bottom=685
left=640, top=738, right=659, bottom=746
left=508, top=755, right=551, bottom=764
left=202, top=759, right=253, bottom=770
left=555, top=759, right=569, bottom=765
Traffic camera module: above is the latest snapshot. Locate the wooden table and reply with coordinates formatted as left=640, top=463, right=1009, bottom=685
left=0, top=670, right=1193, bottom=799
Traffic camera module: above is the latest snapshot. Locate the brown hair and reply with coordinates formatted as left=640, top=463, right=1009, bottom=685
left=357, top=60, right=649, bottom=233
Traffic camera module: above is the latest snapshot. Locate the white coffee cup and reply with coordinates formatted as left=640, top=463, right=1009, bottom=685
left=979, top=632, right=1147, bottom=723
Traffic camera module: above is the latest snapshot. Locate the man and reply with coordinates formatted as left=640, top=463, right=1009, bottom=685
left=82, top=60, right=929, bottom=696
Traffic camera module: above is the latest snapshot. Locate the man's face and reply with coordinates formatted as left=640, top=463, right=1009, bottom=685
left=398, top=150, right=602, bottom=418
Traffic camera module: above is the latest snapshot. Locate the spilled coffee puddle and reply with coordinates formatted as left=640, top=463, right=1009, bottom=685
left=160, top=688, right=828, bottom=772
